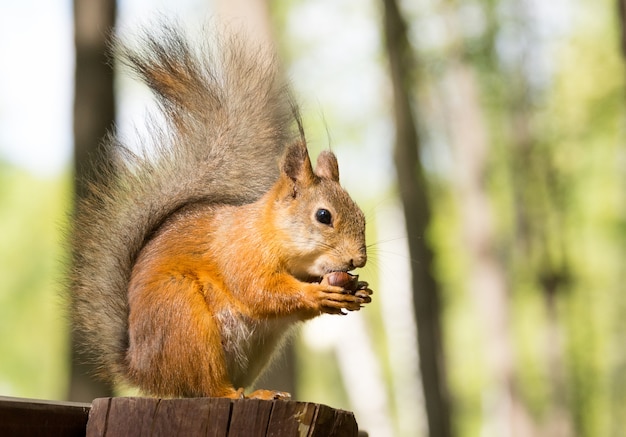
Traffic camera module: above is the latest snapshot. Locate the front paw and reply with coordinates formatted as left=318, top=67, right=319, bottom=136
left=304, top=278, right=368, bottom=316
left=353, top=280, right=373, bottom=302
left=322, top=272, right=373, bottom=303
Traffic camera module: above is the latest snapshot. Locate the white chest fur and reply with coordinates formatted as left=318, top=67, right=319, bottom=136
left=216, top=309, right=299, bottom=389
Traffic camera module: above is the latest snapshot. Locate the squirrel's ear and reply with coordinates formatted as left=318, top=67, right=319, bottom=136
left=315, top=151, right=339, bottom=182
left=281, top=141, right=316, bottom=186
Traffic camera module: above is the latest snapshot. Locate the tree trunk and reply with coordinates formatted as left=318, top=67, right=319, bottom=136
left=69, top=0, right=116, bottom=402
left=618, top=0, right=626, bottom=59
left=499, top=1, right=573, bottom=434
left=439, top=61, right=535, bottom=437
left=381, top=1, right=453, bottom=436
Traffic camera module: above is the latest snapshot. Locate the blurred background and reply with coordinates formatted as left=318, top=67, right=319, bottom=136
left=1, top=0, right=625, bottom=436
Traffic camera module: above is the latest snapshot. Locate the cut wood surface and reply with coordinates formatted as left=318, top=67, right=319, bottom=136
left=86, top=397, right=363, bottom=437
left=0, top=396, right=363, bottom=436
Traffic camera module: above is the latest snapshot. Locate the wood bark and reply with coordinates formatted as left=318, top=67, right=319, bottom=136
left=0, top=396, right=361, bottom=437
left=0, top=396, right=90, bottom=437
left=381, top=1, right=453, bottom=436
left=87, top=397, right=360, bottom=437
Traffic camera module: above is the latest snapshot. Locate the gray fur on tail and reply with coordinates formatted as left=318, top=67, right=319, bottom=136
left=70, top=22, right=301, bottom=385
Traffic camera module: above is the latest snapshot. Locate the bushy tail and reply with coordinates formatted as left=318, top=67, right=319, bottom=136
left=70, top=22, right=301, bottom=385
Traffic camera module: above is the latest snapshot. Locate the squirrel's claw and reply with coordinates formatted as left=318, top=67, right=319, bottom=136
left=246, top=389, right=291, bottom=400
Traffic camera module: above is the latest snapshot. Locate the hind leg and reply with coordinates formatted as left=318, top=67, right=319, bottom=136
left=127, top=274, right=238, bottom=397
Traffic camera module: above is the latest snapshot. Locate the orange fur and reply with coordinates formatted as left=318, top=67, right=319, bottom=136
left=70, top=23, right=372, bottom=399
left=124, top=151, right=370, bottom=397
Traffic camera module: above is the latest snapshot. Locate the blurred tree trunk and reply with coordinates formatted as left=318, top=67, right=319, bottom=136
left=507, top=68, right=573, bottom=437
left=69, top=0, right=116, bottom=401
left=381, top=1, right=453, bottom=436
left=501, top=1, right=573, bottom=434
left=619, top=0, right=626, bottom=59
left=615, top=4, right=626, bottom=435
left=440, top=60, right=535, bottom=437
left=215, top=0, right=296, bottom=398
left=435, top=2, right=536, bottom=435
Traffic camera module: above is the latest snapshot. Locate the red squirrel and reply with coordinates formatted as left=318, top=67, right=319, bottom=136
left=70, top=23, right=372, bottom=400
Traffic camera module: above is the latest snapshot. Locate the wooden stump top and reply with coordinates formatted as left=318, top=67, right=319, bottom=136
left=88, top=397, right=361, bottom=437
left=0, top=396, right=363, bottom=436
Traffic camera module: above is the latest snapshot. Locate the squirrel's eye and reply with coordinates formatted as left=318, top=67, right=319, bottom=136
left=315, top=208, right=332, bottom=226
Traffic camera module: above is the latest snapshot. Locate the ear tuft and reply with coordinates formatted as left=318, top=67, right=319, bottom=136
left=315, top=151, right=340, bottom=182
left=281, top=141, right=315, bottom=185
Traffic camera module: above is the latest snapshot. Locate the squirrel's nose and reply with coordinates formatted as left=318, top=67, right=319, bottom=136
left=350, top=252, right=367, bottom=269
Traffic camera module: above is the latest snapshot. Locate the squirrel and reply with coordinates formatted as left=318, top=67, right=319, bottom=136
left=70, top=23, right=373, bottom=400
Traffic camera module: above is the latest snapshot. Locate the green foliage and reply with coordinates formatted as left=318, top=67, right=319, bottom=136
left=551, top=25, right=626, bottom=436
left=407, top=0, right=626, bottom=435
left=0, top=163, right=72, bottom=399
left=445, top=0, right=625, bottom=435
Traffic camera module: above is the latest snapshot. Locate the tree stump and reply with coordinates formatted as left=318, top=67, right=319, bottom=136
left=86, top=397, right=363, bottom=437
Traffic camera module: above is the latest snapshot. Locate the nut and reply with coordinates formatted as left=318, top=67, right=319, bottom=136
left=325, top=271, right=359, bottom=292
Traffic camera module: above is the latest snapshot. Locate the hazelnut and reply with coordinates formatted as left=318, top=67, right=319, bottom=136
left=325, top=271, right=359, bottom=292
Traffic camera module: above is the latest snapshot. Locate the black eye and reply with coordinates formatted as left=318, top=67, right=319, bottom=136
left=315, top=208, right=332, bottom=225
